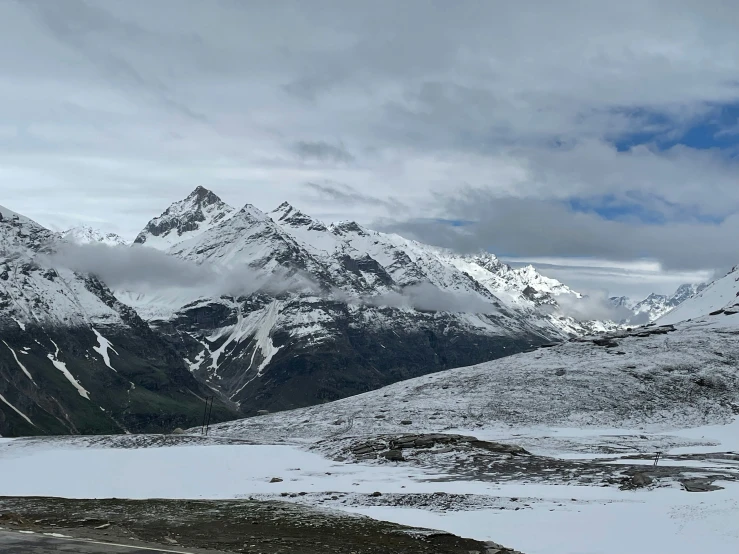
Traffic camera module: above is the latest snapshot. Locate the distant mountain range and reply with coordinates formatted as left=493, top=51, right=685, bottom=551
left=0, top=187, right=707, bottom=436
left=610, top=283, right=708, bottom=324
left=63, top=225, right=128, bottom=247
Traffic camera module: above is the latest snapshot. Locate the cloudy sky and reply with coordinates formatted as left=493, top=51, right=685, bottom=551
left=2, top=0, right=736, bottom=298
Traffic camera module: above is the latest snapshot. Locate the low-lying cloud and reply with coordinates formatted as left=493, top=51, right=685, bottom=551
left=44, top=242, right=656, bottom=323
left=45, top=242, right=317, bottom=298
left=334, top=282, right=500, bottom=314
left=553, top=290, right=635, bottom=323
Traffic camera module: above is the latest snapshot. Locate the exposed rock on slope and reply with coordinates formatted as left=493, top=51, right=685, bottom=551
left=133, top=186, right=235, bottom=250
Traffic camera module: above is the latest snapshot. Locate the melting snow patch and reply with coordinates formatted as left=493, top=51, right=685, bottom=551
left=185, top=349, right=206, bottom=372
left=92, top=328, right=118, bottom=372
left=10, top=317, right=26, bottom=331
left=208, top=300, right=282, bottom=378
left=0, top=393, right=34, bottom=427
left=2, top=340, right=36, bottom=385
left=47, top=340, right=90, bottom=400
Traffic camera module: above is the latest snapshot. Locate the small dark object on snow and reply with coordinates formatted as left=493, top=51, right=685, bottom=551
left=269, top=477, right=283, bottom=483
left=681, top=479, right=724, bottom=492
left=381, top=450, right=405, bottom=462
left=621, top=472, right=652, bottom=490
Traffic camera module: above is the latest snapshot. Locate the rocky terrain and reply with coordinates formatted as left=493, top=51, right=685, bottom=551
left=204, top=318, right=739, bottom=443
left=0, top=496, right=513, bottom=554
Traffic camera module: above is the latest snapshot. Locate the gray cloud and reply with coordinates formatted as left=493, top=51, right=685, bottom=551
left=505, top=258, right=712, bottom=299
left=553, top=291, right=635, bottom=323
left=4, top=0, right=739, bottom=296
left=19, top=0, right=208, bottom=122
left=293, top=141, right=355, bottom=163
left=378, top=189, right=739, bottom=273
left=334, top=281, right=499, bottom=314
left=304, top=181, right=406, bottom=212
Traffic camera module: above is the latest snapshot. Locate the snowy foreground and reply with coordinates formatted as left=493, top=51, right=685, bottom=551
left=0, top=421, right=737, bottom=554
left=2, top=317, right=739, bottom=553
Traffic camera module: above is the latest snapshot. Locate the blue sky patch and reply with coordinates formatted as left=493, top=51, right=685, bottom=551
left=567, top=193, right=724, bottom=225
left=611, top=101, right=739, bottom=152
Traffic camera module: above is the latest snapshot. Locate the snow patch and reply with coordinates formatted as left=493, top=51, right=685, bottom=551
left=47, top=340, right=90, bottom=400
left=2, top=340, right=36, bottom=385
left=9, top=317, right=26, bottom=331
left=91, top=328, right=118, bottom=372
left=0, top=393, right=34, bottom=427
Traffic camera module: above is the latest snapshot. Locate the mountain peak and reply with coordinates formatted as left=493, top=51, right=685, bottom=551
left=63, top=225, right=128, bottom=246
left=271, top=202, right=327, bottom=231
left=133, top=188, right=236, bottom=250
left=330, top=220, right=369, bottom=237
left=186, top=186, right=222, bottom=205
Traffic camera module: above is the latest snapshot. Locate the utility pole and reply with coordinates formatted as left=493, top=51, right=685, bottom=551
left=205, top=396, right=215, bottom=436
left=201, top=396, right=214, bottom=435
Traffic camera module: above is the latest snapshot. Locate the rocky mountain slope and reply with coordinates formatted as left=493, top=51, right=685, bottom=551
left=0, top=205, right=237, bottom=436
left=207, top=316, right=739, bottom=443
left=133, top=186, right=235, bottom=250
left=121, top=188, right=622, bottom=415
left=610, top=283, right=707, bottom=324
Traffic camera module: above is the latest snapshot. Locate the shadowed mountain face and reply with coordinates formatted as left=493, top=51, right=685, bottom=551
left=0, top=205, right=237, bottom=437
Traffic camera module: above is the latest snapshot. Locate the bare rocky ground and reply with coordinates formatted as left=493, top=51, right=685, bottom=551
left=0, top=497, right=518, bottom=554
left=310, top=433, right=739, bottom=494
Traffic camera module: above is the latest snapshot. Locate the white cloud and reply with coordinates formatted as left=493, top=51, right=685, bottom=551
left=505, top=257, right=714, bottom=300
left=2, top=0, right=739, bottom=295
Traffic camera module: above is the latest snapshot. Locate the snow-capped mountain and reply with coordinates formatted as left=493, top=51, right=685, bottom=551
left=0, top=204, right=236, bottom=436
left=1, top=187, right=642, bottom=433
left=115, top=187, right=621, bottom=415
left=63, top=225, right=128, bottom=246
left=610, top=283, right=707, bottom=324
left=133, top=186, right=235, bottom=250
left=660, top=268, right=739, bottom=325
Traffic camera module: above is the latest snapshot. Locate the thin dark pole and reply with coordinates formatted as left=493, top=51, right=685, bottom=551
left=205, top=397, right=214, bottom=436
left=201, top=395, right=210, bottom=435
